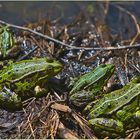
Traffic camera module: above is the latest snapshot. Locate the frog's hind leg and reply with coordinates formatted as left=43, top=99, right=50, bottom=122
left=0, top=86, right=22, bottom=111
left=88, top=118, right=124, bottom=138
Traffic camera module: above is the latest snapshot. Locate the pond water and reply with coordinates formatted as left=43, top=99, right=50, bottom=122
left=0, top=1, right=140, bottom=43
left=0, top=2, right=82, bottom=25
left=0, top=1, right=140, bottom=40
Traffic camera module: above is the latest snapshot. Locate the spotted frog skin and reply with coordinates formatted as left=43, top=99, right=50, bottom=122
left=85, top=76, right=140, bottom=138
left=69, top=64, right=115, bottom=107
left=0, top=57, right=62, bottom=111
left=0, top=26, right=20, bottom=58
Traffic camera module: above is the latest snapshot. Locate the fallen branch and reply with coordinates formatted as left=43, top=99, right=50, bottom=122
left=0, top=19, right=139, bottom=51
left=58, top=121, right=79, bottom=139
left=67, top=44, right=140, bottom=51
left=128, top=60, right=140, bottom=73
left=17, top=46, right=38, bottom=61
left=51, top=103, right=97, bottom=139
left=51, top=102, right=72, bottom=113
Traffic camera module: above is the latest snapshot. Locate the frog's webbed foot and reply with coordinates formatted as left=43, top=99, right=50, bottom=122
left=134, top=110, right=140, bottom=122
left=88, top=118, right=124, bottom=138
left=0, top=87, right=22, bottom=111
left=34, top=85, right=49, bottom=98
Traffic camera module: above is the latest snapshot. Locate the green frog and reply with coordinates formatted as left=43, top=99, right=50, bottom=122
left=69, top=64, right=115, bottom=107
left=0, top=57, right=62, bottom=111
left=85, top=76, right=140, bottom=138
left=0, top=26, right=20, bottom=58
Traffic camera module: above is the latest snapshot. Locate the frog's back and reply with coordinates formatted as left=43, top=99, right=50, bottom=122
left=87, top=83, right=140, bottom=119
left=70, top=64, right=115, bottom=94
left=0, top=58, right=54, bottom=82
left=12, top=58, right=47, bottom=76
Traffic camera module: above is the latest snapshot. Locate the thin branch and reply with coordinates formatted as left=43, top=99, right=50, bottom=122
left=128, top=60, right=140, bottom=73
left=66, top=44, right=140, bottom=51
left=0, top=19, right=139, bottom=51
left=17, top=46, right=38, bottom=61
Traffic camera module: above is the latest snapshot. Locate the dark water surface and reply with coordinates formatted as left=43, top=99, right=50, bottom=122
left=0, top=1, right=81, bottom=25
left=0, top=1, right=140, bottom=39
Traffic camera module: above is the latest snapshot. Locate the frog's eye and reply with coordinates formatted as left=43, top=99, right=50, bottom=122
left=47, top=65, right=53, bottom=71
left=6, top=28, right=10, bottom=32
left=46, top=57, right=54, bottom=63
left=100, top=64, right=106, bottom=68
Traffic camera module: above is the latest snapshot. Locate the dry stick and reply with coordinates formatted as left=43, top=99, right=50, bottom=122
left=128, top=60, right=140, bottom=73
left=0, top=19, right=139, bottom=51
left=19, top=119, right=31, bottom=137
left=17, top=46, right=38, bottom=61
left=125, top=52, right=129, bottom=82
left=0, top=20, right=86, bottom=50
left=27, top=128, right=37, bottom=139
left=23, top=108, right=35, bottom=139
left=71, top=112, right=97, bottom=139
left=58, top=121, right=79, bottom=139
left=51, top=112, right=60, bottom=139
left=27, top=115, right=35, bottom=139
left=30, top=35, right=46, bottom=53
left=55, top=12, right=83, bottom=39
left=51, top=103, right=97, bottom=139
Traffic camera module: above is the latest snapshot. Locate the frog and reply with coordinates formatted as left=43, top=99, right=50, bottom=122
left=69, top=64, right=115, bottom=107
left=85, top=76, right=140, bottom=138
left=0, top=26, right=21, bottom=58
left=0, top=57, right=62, bottom=111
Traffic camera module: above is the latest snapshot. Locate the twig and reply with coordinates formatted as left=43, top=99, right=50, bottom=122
left=128, top=60, right=140, bottom=73
left=0, top=19, right=84, bottom=50
left=58, top=121, right=79, bottom=139
left=16, top=46, right=38, bottom=61
left=50, top=103, right=97, bottom=139
left=71, top=111, right=97, bottom=139
left=51, top=103, right=72, bottom=113
left=23, top=108, right=35, bottom=139
left=0, top=19, right=139, bottom=51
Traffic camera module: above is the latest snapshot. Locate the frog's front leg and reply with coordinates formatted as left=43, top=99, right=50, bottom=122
left=88, top=118, right=124, bottom=138
left=0, top=86, right=22, bottom=111
left=135, top=110, right=140, bottom=122
left=6, top=45, right=21, bottom=58
left=34, top=85, right=49, bottom=98
left=70, top=90, right=95, bottom=107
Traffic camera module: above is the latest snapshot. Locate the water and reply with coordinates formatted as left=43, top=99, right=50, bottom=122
left=0, top=2, right=81, bottom=25
left=0, top=1, right=139, bottom=39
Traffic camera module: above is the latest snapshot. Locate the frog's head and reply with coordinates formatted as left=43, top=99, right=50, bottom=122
left=45, top=58, right=63, bottom=76
left=99, top=64, right=115, bottom=77
left=95, top=64, right=115, bottom=85
left=0, top=26, right=10, bottom=34
left=105, top=64, right=115, bottom=75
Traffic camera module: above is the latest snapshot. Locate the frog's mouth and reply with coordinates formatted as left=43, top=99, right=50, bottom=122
left=49, top=60, right=63, bottom=75
left=54, top=64, right=63, bottom=74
